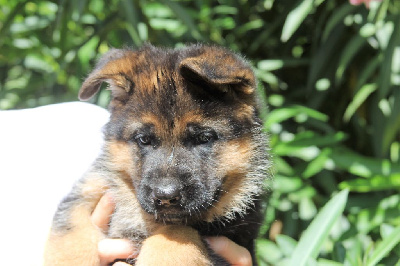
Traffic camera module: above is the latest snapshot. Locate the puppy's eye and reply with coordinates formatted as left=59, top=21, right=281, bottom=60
left=136, top=135, right=152, bottom=146
left=196, top=132, right=214, bottom=145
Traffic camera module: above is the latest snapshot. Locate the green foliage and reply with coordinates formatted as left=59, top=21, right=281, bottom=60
left=1, top=0, right=399, bottom=265
left=288, top=189, right=348, bottom=266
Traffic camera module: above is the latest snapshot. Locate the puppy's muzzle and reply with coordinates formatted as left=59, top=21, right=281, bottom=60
left=152, top=184, right=182, bottom=207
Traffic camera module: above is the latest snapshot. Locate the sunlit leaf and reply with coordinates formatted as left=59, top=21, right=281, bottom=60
left=288, top=190, right=349, bottom=266
left=275, top=234, right=297, bottom=257
left=299, top=196, right=317, bottom=220
left=339, top=173, right=400, bottom=192
left=366, top=226, right=400, bottom=266
left=265, top=105, right=328, bottom=129
left=322, top=3, right=358, bottom=42
left=159, top=0, right=203, bottom=40
left=378, top=16, right=400, bottom=99
left=256, top=239, right=283, bottom=264
left=330, top=147, right=400, bottom=178
left=335, top=34, right=366, bottom=84
left=281, top=0, right=326, bottom=42
left=317, top=258, right=343, bottom=266
left=274, top=175, right=303, bottom=193
left=302, top=148, right=332, bottom=178
left=343, top=83, right=377, bottom=122
left=352, top=195, right=400, bottom=234
left=382, top=87, right=400, bottom=153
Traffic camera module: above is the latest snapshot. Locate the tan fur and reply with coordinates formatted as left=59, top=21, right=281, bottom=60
left=235, top=104, right=256, bottom=121
left=107, top=140, right=135, bottom=177
left=136, top=226, right=210, bottom=266
left=44, top=176, right=108, bottom=265
left=173, top=111, right=204, bottom=135
left=205, top=138, right=253, bottom=221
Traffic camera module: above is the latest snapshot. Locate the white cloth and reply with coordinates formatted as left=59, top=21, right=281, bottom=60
left=0, top=102, right=109, bottom=265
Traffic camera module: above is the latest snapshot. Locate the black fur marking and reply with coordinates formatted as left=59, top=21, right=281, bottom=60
left=228, top=117, right=253, bottom=138
left=184, top=123, right=218, bottom=147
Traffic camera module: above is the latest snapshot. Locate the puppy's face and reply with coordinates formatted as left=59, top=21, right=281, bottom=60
left=80, top=45, right=268, bottom=224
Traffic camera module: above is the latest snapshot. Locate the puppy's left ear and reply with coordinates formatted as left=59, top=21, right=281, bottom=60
left=79, top=48, right=134, bottom=101
left=179, top=46, right=256, bottom=95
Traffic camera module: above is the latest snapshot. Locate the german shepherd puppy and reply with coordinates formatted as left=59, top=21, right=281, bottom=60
left=44, top=44, right=271, bottom=265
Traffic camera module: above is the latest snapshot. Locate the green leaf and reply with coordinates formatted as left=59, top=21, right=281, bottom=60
left=120, top=0, right=142, bottom=46
left=257, top=59, right=284, bottom=71
left=339, top=173, right=400, bottom=192
left=236, top=19, right=264, bottom=36
left=302, top=148, right=332, bottom=178
left=351, top=195, right=400, bottom=234
left=343, top=83, right=377, bottom=122
left=299, top=196, right=317, bottom=220
left=274, top=156, right=295, bottom=176
left=265, top=105, right=328, bottom=129
left=366, top=226, right=400, bottom=266
left=381, top=224, right=395, bottom=238
left=274, top=175, right=303, bottom=193
left=335, top=34, right=366, bottom=84
left=317, top=258, right=343, bottom=266
left=275, top=234, right=298, bottom=257
left=0, top=2, right=27, bottom=39
left=159, top=0, right=203, bottom=40
left=288, top=189, right=349, bottom=266
left=383, top=89, right=400, bottom=154
left=322, top=3, right=358, bottom=42
left=257, top=58, right=309, bottom=71
left=378, top=15, right=400, bottom=99
left=24, top=54, right=54, bottom=73
left=330, top=147, right=400, bottom=178
left=281, top=0, right=326, bottom=42
left=307, top=25, right=344, bottom=92
left=353, top=54, right=381, bottom=91
left=273, top=144, right=320, bottom=160
left=273, top=132, right=346, bottom=160
left=256, top=239, right=283, bottom=264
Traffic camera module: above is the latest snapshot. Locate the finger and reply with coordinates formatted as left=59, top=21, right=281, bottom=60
left=91, top=193, right=115, bottom=232
left=113, top=262, right=131, bottom=266
left=98, top=239, right=137, bottom=266
left=205, top=236, right=252, bottom=266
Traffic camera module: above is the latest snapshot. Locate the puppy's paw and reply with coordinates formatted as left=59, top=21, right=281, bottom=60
left=136, top=225, right=211, bottom=266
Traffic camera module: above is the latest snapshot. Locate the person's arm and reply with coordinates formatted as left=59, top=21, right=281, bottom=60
left=92, top=194, right=252, bottom=266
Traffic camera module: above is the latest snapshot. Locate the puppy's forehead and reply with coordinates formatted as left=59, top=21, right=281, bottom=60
left=107, top=52, right=200, bottom=136
left=104, top=46, right=255, bottom=141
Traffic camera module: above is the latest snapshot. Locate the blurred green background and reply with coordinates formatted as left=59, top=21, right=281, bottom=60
left=1, top=0, right=399, bottom=265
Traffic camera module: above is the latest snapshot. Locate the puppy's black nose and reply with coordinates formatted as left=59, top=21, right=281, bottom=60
left=153, top=185, right=181, bottom=207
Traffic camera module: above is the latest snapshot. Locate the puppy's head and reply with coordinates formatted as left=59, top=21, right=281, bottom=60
left=80, top=44, right=270, bottom=224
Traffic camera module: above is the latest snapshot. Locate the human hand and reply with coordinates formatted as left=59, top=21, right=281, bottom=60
left=205, top=236, right=252, bottom=266
left=91, top=194, right=136, bottom=266
left=92, top=194, right=252, bottom=266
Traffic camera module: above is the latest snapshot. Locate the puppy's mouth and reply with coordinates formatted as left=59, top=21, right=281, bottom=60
left=140, top=186, right=224, bottom=224
left=152, top=199, right=217, bottom=225
left=154, top=211, right=197, bottom=225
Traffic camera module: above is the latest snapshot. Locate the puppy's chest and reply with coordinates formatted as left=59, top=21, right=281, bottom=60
left=107, top=192, right=156, bottom=245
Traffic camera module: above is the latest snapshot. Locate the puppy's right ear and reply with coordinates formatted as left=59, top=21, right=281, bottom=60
left=79, top=48, right=134, bottom=101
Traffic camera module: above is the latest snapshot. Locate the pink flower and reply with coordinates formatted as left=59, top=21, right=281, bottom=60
left=349, top=0, right=382, bottom=8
